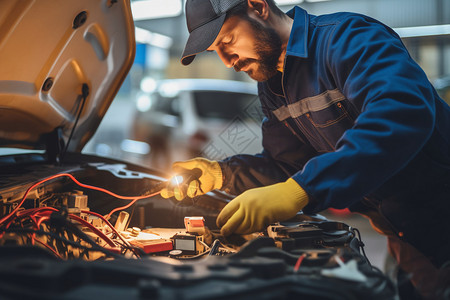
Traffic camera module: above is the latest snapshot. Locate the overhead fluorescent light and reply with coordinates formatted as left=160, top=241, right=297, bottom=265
left=131, top=0, right=182, bottom=21
left=275, top=0, right=303, bottom=5
left=394, top=24, right=450, bottom=38
left=135, top=27, right=173, bottom=49
left=305, top=0, right=332, bottom=2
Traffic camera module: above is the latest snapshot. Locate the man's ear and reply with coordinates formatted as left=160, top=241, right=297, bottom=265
left=247, top=0, right=270, bottom=20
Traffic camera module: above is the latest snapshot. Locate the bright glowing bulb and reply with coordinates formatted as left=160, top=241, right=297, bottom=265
left=170, top=175, right=184, bottom=185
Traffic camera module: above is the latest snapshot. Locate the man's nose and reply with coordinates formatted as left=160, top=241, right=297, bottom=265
left=216, top=49, right=238, bottom=68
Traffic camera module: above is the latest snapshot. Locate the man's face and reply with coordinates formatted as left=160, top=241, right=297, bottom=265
left=207, top=14, right=282, bottom=82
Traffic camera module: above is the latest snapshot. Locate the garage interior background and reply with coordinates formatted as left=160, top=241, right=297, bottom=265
left=82, top=0, right=450, bottom=272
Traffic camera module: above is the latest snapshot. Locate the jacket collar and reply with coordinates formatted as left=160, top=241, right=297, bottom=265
left=286, top=6, right=309, bottom=59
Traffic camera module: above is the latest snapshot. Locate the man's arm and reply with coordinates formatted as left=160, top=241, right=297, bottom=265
left=220, top=87, right=317, bottom=195
left=295, top=15, right=436, bottom=212
left=161, top=98, right=317, bottom=200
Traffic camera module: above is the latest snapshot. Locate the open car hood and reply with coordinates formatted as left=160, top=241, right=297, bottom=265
left=0, top=0, right=135, bottom=152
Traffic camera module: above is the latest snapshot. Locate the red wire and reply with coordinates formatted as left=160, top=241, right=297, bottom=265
left=11, top=207, right=116, bottom=248
left=82, top=210, right=119, bottom=234
left=68, top=214, right=116, bottom=247
left=0, top=174, right=62, bottom=224
left=12, top=207, right=116, bottom=251
left=0, top=173, right=162, bottom=255
left=34, top=238, right=64, bottom=259
left=81, top=210, right=134, bottom=250
left=105, top=190, right=160, bottom=219
left=36, top=215, right=50, bottom=228
left=82, top=210, right=148, bottom=257
left=29, top=215, right=39, bottom=245
left=106, top=198, right=137, bottom=219
left=294, top=253, right=307, bottom=272
left=0, top=173, right=160, bottom=225
left=18, top=207, right=58, bottom=217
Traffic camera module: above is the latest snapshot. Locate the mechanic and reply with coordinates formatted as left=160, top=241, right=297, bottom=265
left=161, top=0, right=450, bottom=297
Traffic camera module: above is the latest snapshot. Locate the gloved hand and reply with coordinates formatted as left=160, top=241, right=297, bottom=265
left=216, top=178, right=309, bottom=236
left=160, top=157, right=223, bottom=201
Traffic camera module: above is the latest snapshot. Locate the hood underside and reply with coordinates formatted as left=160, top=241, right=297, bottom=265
left=0, top=0, right=135, bottom=152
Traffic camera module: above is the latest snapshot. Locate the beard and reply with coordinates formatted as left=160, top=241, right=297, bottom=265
left=233, top=17, right=282, bottom=82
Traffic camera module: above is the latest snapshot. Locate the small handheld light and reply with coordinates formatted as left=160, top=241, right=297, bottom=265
left=167, top=171, right=202, bottom=200
left=170, top=175, right=184, bottom=186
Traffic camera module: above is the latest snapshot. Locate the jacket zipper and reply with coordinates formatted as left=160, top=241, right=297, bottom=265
left=280, top=58, right=305, bottom=143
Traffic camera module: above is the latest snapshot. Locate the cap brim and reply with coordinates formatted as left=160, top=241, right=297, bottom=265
left=181, top=13, right=226, bottom=66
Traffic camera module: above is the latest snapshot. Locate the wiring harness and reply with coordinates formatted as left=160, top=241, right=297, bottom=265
left=0, top=173, right=159, bottom=260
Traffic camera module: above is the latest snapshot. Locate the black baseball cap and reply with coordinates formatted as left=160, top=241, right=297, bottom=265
left=181, top=0, right=245, bottom=65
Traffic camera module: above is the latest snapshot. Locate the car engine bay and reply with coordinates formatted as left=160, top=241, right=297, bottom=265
left=0, top=154, right=398, bottom=299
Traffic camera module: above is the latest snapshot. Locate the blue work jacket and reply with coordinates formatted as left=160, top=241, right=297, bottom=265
left=219, top=6, right=450, bottom=266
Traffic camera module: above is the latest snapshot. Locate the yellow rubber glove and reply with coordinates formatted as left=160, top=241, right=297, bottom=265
left=216, top=178, right=309, bottom=236
left=160, top=157, right=223, bottom=201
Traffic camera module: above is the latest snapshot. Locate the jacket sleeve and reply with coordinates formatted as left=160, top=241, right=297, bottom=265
left=294, top=15, right=436, bottom=212
left=219, top=84, right=317, bottom=195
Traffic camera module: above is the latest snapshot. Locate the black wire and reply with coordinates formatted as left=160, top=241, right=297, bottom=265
left=59, top=214, right=126, bottom=259
left=2, top=207, right=135, bottom=260
left=208, top=239, right=221, bottom=256
left=61, top=83, right=89, bottom=163
left=114, top=238, right=143, bottom=258
left=3, top=227, right=122, bottom=259
left=352, top=227, right=372, bottom=268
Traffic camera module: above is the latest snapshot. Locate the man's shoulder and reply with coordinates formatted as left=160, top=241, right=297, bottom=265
left=311, top=11, right=379, bottom=28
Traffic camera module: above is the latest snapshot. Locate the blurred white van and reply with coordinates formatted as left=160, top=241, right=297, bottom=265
left=130, top=78, right=264, bottom=169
